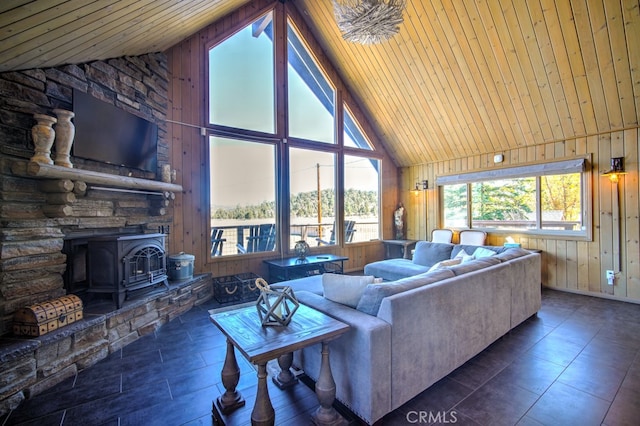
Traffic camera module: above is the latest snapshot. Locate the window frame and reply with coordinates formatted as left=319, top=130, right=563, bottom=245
left=437, top=156, right=592, bottom=240
left=204, top=4, right=383, bottom=258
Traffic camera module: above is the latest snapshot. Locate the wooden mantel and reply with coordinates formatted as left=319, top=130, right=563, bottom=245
left=16, top=161, right=183, bottom=193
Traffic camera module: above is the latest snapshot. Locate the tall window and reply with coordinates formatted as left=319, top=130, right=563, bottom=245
left=287, top=24, right=334, bottom=144
left=207, top=8, right=382, bottom=257
left=289, top=148, right=336, bottom=248
left=344, top=155, right=380, bottom=243
left=208, top=12, right=275, bottom=133
left=210, top=137, right=277, bottom=255
left=440, top=158, right=588, bottom=236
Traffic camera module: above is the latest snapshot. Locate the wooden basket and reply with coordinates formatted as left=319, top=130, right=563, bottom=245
left=13, top=295, right=83, bottom=337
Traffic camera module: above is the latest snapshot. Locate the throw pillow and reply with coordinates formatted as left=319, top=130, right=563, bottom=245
left=322, top=273, right=375, bottom=308
left=427, top=257, right=462, bottom=272
left=453, top=248, right=474, bottom=263
left=473, top=247, right=497, bottom=258
left=412, top=241, right=454, bottom=267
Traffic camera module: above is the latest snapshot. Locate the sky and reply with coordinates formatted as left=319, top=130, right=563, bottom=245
left=208, top=13, right=378, bottom=209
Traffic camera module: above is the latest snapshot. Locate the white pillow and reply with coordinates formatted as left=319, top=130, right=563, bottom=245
left=472, top=247, right=497, bottom=258
left=428, top=257, right=462, bottom=272
left=322, top=273, right=375, bottom=308
left=454, top=249, right=475, bottom=263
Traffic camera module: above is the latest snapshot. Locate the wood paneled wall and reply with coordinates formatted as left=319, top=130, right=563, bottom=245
left=403, top=128, right=640, bottom=302
left=165, top=0, right=398, bottom=279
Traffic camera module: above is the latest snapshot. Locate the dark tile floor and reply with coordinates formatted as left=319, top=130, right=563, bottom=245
left=2, top=288, right=640, bottom=426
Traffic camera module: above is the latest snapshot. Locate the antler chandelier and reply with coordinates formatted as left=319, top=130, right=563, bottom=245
left=333, top=0, right=406, bottom=45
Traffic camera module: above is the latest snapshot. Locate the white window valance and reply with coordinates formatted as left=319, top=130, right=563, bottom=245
left=435, top=157, right=587, bottom=186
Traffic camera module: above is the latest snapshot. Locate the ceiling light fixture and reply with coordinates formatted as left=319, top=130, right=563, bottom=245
left=333, top=0, right=406, bottom=45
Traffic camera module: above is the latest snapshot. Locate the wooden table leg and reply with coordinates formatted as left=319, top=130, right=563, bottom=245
left=312, top=341, right=347, bottom=426
left=252, top=362, right=275, bottom=426
left=214, top=339, right=245, bottom=414
left=273, top=352, right=298, bottom=389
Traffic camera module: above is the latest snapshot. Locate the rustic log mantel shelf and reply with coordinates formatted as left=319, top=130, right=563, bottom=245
left=16, top=161, right=183, bottom=193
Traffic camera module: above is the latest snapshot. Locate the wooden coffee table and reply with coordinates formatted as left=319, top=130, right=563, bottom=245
left=210, top=303, right=350, bottom=425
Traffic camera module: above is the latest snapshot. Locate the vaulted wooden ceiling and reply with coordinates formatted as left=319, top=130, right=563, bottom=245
left=1, top=0, right=639, bottom=167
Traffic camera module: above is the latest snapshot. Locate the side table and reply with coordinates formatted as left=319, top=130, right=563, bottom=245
left=382, top=239, right=417, bottom=259
left=210, top=304, right=350, bottom=426
left=263, top=254, right=348, bottom=282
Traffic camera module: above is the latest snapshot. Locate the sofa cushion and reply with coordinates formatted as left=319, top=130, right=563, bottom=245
left=412, top=241, right=454, bottom=267
left=322, top=273, right=375, bottom=308
left=364, top=259, right=430, bottom=282
left=448, top=256, right=501, bottom=276
left=495, top=247, right=530, bottom=261
left=284, top=274, right=324, bottom=295
left=356, top=269, right=456, bottom=316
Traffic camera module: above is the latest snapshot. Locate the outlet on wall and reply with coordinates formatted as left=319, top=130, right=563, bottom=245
left=606, top=270, right=615, bottom=285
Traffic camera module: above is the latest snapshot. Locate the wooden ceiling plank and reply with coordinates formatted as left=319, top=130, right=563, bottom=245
left=2, top=0, right=167, bottom=70
left=427, top=0, right=489, bottom=157
left=423, top=0, right=491, bottom=158
left=410, top=0, right=474, bottom=158
left=459, top=0, right=520, bottom=151
left=404, top=0, right=471, bottom=158
left=58, top=0, right=212, bottom=67
left=392, top=1, right=460, bottom=161
left=476, top=3, right=531, bottom=145
left=0, top=0, right=34, bottom=15
left=0, top=0, right=68, bottom=30
left=511, top=0, right=565, bottom=141
left=578, top=0, right=622, bottom=130
left=501, top=0, right=554, bottom=143
left=444, top=1, right=512, bottom=154
left=300, top=5, right=420, bottom=163
left=621, top=0, right=640, bottom=125
left=339, top=45, right=430, bottom=162
left=0, top=1, right=106, bottom=45
left=477, top=0, right=537, bottom=148
left=604, top=0, right=637, bottom=127
left=298, top=1, right=414, bottom=164
left=553, top=0, right=599, bottom=136
left=526, top=0, right=576, bottom=140
left=540, top=0, right=587, bottom=137
left=440, top=0, right=505, bottom=153
left=109, top=0, right=246, bottom=57
left=570, top=0, right=612, bottom=131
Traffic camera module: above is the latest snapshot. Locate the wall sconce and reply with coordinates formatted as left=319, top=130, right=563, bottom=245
left=603, top=157, right=626, bottom=183
left=412, top=180, right=428, bottom=195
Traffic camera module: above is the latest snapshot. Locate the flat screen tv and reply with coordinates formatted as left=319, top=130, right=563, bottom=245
left=72, top=89, right=158, bottom=172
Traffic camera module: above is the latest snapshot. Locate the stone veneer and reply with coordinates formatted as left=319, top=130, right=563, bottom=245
left=0, top=54, right=215, bottom=415
left=0, top=275, right=213, bottom=416
left=0, top=53, right=171, bottom=334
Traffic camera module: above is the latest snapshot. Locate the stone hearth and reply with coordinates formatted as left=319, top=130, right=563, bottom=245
left=0, top=274, right=212, bottom=415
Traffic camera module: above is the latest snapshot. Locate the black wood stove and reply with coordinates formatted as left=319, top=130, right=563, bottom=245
left=87, top=233, right=168, bottom=308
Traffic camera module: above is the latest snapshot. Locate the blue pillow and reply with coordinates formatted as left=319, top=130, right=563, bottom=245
left=412, top=241, right=454, bottom=267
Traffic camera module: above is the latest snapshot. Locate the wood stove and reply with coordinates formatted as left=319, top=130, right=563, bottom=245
left=87, top=233, right=168, bottom=308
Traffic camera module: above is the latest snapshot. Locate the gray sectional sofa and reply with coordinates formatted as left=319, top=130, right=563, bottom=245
left=284, top=241, right=541, bottom=424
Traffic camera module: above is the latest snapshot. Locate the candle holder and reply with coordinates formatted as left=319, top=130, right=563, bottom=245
left=255, top=278, right=299, bottom=326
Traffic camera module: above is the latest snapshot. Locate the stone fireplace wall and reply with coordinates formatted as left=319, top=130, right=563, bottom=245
left=0, top=53, right=172, bottom=336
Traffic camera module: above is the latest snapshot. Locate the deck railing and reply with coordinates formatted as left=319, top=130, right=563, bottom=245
left=211, top=221, right=379, bottom=256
